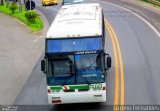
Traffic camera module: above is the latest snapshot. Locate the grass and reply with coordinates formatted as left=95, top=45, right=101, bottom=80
left=0, top=3, right=43, bottom=32
left=140, top=0, right=160, bottom=8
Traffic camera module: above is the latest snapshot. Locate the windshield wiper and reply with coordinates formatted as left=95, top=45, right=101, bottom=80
left=53, top=72, right=72, bottom=77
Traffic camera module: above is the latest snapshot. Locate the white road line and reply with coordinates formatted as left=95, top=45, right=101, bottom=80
left=99, top=1, right=160, bottom=39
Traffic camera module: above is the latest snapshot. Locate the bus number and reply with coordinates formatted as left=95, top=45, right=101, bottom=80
left=91, top=84, right=102, bottom=90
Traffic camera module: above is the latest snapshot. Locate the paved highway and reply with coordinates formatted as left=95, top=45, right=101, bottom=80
left=0, top=13, right=44, bottom=104
left=14, top=0, right=160, bottom=110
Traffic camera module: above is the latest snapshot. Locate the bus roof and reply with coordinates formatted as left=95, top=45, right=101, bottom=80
left=47, top=3, right=103, bottom=38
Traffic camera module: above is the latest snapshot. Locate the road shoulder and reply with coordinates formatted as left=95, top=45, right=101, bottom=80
left=0, top=11, right=48, bottom=104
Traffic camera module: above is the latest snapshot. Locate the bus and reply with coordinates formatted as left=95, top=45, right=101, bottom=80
left=62, top=0, right=85, bottom=5
left=41, top=3, right=111, bottom=104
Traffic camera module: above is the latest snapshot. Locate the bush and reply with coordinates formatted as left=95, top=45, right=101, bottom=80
left=25, top=10, right=38, bottom=23
left=9, top=1, right=17, bottom=14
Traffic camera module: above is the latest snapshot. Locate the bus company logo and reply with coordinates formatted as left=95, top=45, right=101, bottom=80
left=82, top=74, right=97, bottom=77
left=75, top=51, right=97, bottom=55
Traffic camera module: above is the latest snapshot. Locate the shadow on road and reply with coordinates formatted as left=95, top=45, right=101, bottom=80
left=13, top=103, right=113, bottom=111
left=53, top=103, right=103, bottom=110
left=48, top=103, right=113, bottom=111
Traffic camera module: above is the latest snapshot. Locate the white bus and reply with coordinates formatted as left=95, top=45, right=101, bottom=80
left=41, top=3, right=111, bottom=104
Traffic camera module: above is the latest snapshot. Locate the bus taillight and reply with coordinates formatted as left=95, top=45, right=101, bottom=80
left=52, top=100, right=61, bottom=103
left=102, top=86, right=106, bottom=91
left=48, top=89, right=51, bottom=94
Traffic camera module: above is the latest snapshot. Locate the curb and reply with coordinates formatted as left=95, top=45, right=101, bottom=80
left=34, top=9, right=50, bottom=37
left=131, top=0, right=160, bottom=12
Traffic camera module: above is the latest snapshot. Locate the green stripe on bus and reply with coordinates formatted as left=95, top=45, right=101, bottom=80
left=69, top=85, right=90, bottom=89
left=50, top=85, right=90, bottom=90
left=50, top=86, right=62, bottom=90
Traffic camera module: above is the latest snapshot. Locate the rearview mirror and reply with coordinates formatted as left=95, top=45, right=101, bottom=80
left=107, top=56, right=111, bottom=69
left=41, top=59, right=46, bottom=72
left=105, top=54, right=112, bottom=70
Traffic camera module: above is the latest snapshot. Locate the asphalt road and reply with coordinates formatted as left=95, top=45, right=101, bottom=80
left=0, top=13, right=44, bottom=104
left=102, top=0, right=160, bottom=34
left=14, top=0, right=160, bottom=110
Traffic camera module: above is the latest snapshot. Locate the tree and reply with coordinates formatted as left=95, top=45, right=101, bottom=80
left=0, top=0, right=4, bottom=6
left=9, top=1, right=18, bottom=14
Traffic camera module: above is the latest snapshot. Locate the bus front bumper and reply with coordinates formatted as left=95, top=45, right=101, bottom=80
left=48, top=91, right=106, bottom=104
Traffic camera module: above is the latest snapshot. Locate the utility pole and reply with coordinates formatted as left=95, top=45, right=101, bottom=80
left=6, top=0, right=9, bottom=7
left=29, top=0, right=31, bottom=11
left=18, top=0, right=22, bottom=12
left=24, top=0, right=28, bottom=11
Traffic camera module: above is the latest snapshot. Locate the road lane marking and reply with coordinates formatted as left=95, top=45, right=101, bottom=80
left=104, top=21, right=119, bottom=105
left=100, top=0, right=160, bottom=39
left=105, top=19, right=125, bottom=106
left=109, top=21, right=125, bottom=106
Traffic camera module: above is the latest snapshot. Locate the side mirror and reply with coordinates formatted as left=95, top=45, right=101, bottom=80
left=41, top=59, right=46, bottom=72
left=105, top=54, right=112, bottom=70
left=107, top=56, right=111, bottom=69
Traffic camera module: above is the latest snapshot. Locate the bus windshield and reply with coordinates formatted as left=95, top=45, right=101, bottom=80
left=63, top=0, right=85, bottom=5
left=75, top=54, right=105, bottom=84
left=63, top=0, right=73, bottom=4
left=47, top=54, right=105, bottom=85
left=51, top=59, right=73, bottom=76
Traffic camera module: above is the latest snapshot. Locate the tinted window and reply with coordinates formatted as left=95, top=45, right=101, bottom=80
left=47, top=37, right=103, bottom=53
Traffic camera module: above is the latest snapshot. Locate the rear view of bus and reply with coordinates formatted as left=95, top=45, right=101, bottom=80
left=41, top=3, right=111, bottom=104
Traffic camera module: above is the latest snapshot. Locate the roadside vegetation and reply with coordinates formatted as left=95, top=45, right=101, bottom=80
left=0, top=1, right=43, bottom=32
left=140, top=0, right=160, bottom=8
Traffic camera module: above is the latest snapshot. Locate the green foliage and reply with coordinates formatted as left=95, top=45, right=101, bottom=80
left=0, top=0, right=4, bottom=6
left=140, top=0, right=160, bottom=7
left=9, top=1, right=18, bottom=14
left=25, top=10, right=38, bottom=23
left=0, top=3, right=43, bottom=32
